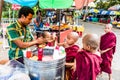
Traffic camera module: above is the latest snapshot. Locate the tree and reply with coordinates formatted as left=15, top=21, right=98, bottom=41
left=0, top=0, right=4, bottom=24
left=95, top=0, right=120, bottom=10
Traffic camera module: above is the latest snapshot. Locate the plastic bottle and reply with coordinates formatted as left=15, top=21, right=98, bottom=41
left=59, top=46, right=65, bottom=55
left=26, top=48, right=32, bottom=58
left=29, top=72, right=40, bottom=80
left=38, top=47, right=43, bottom=61
left=53, top=46, right=59, bottom=60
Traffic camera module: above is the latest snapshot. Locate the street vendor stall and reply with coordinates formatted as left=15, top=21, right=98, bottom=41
left=112, top=21, right=120, bottom=28
left=0, top=0, right=87, bottom=80
left=0, top=0, right=73, bottom=80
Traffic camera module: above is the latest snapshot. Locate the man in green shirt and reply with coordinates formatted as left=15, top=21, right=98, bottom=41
left=6, top=6, right=46, bottom=63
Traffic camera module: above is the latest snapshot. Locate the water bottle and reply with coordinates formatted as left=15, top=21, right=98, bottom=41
left=29, top=72, right=40, bottom=80
left=38, top=47, right=43, bottom=61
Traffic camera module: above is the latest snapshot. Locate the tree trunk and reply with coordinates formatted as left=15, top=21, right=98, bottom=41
left=0, top=0, right=4, bottom=25
left=83, top=0, right=89, bottom=21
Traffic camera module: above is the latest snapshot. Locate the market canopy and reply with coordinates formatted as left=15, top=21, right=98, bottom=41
left=108, top=5, right=120, bottom=11
left=4, top=0, right=38, bottom=7
left=75, top=0, right=94, bottom=9
left=98, top=10, right=120, bottom=15
left=4, top=0, right=73, bottom=9
left=89, top=9, right=99, bottom=14
left=39, top=0, right=73, bottom=9
left=88, top=2, right=96, bottom=8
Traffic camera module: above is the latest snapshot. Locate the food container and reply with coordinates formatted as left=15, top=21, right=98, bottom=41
left=24, top=54, right=65, bottom=80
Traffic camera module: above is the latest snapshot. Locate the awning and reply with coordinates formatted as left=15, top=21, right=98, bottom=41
left=75, top=0, right=94, bottom=9
left=4, top=0, right=38, bottom=7
left=4, top=0, right=73, bottom=9
left=89, top=9, right=99, bottom=13
left=39, top=0, right=73, bottom=9
left=108, top=5, right=120, bottom=11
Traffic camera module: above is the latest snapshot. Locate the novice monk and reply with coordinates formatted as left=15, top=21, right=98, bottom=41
left=73, top=33, right=102, bottom=80
left=100, top=24, right=116, bottom=80
left=37, top=31, right=56, bottom=47
left=58, top=32, right=79, bottom=80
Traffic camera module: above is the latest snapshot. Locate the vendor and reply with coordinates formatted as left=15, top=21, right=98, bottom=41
left=34, top=10, right=43, bottom=30
left=6, top=6, right=47, bottom=64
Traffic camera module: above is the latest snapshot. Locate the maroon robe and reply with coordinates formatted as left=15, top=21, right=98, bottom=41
left=73, top=50, right=102, bottom=80
left=100, top=32, right=116, bottom=74
left=65, top=45, right=79, bottom=80
left=65, top=45, right=79, bottom=62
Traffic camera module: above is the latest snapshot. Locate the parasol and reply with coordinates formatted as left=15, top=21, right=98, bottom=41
left=4, top=0, right=38, bottom=7
left=108, top=5, right=120, bottom=11
left=89, top=9, right=99, bottom=14
left=39, top=0, right=73, bottom=9
left=88, top=2, right=96, bottom=8
left=74, top=0, right=94, bottom=9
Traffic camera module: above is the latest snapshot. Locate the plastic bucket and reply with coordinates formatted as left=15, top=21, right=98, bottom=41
left=24, top=56, right=65, bottom=80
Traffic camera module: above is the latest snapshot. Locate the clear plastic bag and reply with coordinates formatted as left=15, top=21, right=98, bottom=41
left=0, top=59, right=30, bottom=80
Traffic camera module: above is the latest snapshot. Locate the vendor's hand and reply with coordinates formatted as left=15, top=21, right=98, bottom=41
left=0, top=59, right=9, bottom=65
left=36, top=37, right=46, bottom=44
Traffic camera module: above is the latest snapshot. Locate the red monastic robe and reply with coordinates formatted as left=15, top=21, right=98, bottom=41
left=65, top=45, right=79, bottom=80
left=74, top=50, right=102, bottom=80
left=100, top=32, right=116, bottom=74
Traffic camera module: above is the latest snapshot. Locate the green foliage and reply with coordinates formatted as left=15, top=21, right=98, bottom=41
left=94, top=0, right=120, bottom=10
left=2, top=1, right=46, bottom=18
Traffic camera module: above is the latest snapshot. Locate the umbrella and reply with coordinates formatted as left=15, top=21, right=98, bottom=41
left=89, top=9, right=99, bottom=14
left=39, top=0, right=73, bottom=9
left=108, top=11, right=116, bottom=15
left=4, top=0, right=73, bottom=8
left=99, top=10, right=108, bottom=15
left=108, top=5, right=120, bottom=11
left=4, top=0, right=38, bottom=7
left=88, top=2, right=96, bottom=8
left=74, top=0, right=94, bottom=9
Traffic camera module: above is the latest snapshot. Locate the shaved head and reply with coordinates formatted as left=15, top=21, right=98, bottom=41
left=106, top=24, right=113, bottom=29
left=104, top=24, right=113, bottom=33
left=82, top=33, right=99, bottom=50
left=68, top=32, right=79, bottom=42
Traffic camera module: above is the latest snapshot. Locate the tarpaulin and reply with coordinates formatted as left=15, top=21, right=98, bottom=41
left=4, top=0, right=38, bottom=7
left=39, top=0, right=73, bottom=9
left=75, top=0, right=94, bottom=9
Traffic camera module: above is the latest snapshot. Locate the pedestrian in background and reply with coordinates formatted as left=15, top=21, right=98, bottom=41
left=34, top=10, right=43, bottom=30
left=34, top=10, right=44, bottom=37
left=100, top=24, right=117, bottom=80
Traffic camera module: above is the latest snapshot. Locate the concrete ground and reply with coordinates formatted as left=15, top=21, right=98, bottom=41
left=0, top=21, right=120, bottom=80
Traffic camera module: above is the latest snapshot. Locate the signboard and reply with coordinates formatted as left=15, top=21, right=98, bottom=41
left=12, top=4, right=21, bottom=10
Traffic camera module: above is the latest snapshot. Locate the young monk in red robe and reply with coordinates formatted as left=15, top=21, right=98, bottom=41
left=100, top=24, right=116, bottom=80
left=73, top=33, right=102, bottom=80
left=58, top=32, right=79, bottom=80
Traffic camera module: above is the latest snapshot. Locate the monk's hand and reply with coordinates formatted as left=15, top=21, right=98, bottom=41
left=100, top=48, right=111, bottom=54
left=71, top=64, right=76, bottom=71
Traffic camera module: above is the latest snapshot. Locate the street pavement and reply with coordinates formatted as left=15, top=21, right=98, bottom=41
left=0, top=21, right=120, bottom=80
